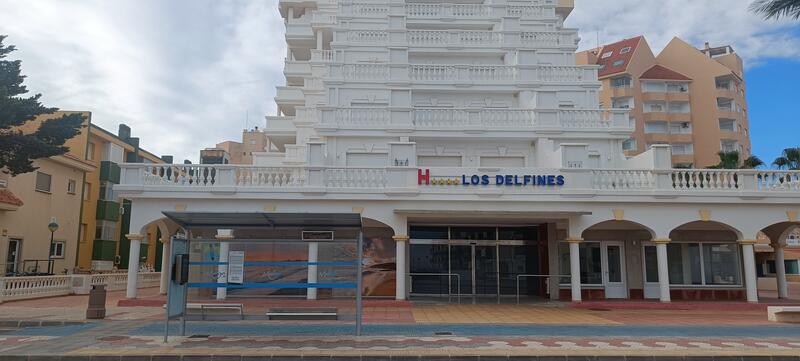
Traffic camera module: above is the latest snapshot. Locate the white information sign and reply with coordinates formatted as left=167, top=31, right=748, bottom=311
left=227, top=251, right=245, bottom=284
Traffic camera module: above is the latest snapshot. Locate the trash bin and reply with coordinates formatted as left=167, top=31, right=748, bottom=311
left=86, top=284, right=107, bottom=319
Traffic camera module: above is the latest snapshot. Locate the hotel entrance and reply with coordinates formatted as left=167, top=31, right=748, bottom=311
left=408, top=225, right=547, bottom=299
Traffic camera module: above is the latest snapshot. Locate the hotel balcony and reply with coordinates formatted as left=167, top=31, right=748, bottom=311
left=716, top=87, right=739, bottom=100
left=641, top=92, right=666, bottom=102
left=717, top=108, right=739, bottom=120
left=275, top=86, right=305, bottom=115
left=326, top=63, right=597, bottom=85
left=337, top=2, right=557, bottom=20
left=315, top=107, right=632, bottom=135
left=666, top=92, right=690, bottom=102
left=334, top=29, right=579, bottom=49
left=117, top=162, right=800, bottom=197
left=283, top=60, right=312, bottom=80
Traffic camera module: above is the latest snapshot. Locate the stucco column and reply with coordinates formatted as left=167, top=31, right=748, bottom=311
left=654, top=238, right=671, bottom=302
left=567, top=238, right=582, bottom=302
left=215, top=232, right=234, bottom=300
left=307, top=242, right=319, bottom=300
left=316, top=30, right=323, bottom=50
left=774, top=243, right=789, bottom=299
left=739, top=240, right=759, bottom=303
left=125, top=234, right=144, bottom=299
left=159, top=239, right=170, bottom=295
left=394, top=235, right=408, bottom=301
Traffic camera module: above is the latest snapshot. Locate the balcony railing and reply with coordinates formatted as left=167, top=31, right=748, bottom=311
left=318, top=108, right=628, bottom=130
left=337, top=2, right=555, bottom=19
left=118, top=164, right=800, bottom=195
left=330, top=63, right=593, bottom=83
left=334, top=30, right=577, bottom=48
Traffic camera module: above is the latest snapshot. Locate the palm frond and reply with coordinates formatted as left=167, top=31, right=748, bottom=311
left=750, top=0, right=800, bottom=20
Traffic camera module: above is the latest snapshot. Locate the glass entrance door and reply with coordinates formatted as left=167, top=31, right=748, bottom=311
left=602, top=242, right=627, bottom=298
left=474, top=245, right=497, bottom=295
left=6, top=239, right=20, bottom=275
left=449, top=245, right=473, bottom=296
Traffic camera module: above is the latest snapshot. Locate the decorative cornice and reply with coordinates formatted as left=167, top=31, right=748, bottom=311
left=392, top=235, right=409, bottom=242
left=566, top=237, right=583, bottom=243
left=738, top=239, right=758, bottom=245
left=652, top=238, right=671, bottom=244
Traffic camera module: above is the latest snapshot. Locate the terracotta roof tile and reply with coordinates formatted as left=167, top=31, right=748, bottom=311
left=640, top=65, right=692, bottom=81
left=595, top=36, right=642, bottom=78
left=0, top=189, right=23, bottom=206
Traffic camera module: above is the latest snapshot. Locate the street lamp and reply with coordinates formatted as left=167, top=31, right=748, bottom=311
left=47, top=218, right=59, bottom=274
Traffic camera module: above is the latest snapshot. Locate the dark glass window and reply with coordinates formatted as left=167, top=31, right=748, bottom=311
left=498, top=226, right=538, bottom=241
left=450, top=226, right=496, bottom=240
left=409, top=226, right=448, bottom=240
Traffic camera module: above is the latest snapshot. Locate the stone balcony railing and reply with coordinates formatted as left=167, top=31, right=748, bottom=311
left=337, top=2, right=557, bottom=19
left=328, top=63, right=595, bottom=83
left=117, top=163, right=800, bottom=198
left=316, top=107, right=630, bottom=131
left=335, top=29, right=578, bottom=48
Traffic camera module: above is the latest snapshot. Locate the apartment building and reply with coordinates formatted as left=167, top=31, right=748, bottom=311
left=577, top=36, right=751, bottom=168
left=200, top=127, right=286, bottom=165
left=0, top=112, right=95, bottom=275
left=79, top=124, right=167, bottom=272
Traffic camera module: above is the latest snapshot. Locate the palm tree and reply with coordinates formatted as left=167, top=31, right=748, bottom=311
left=707, top=151, right=764, bottom=169
left=773, top=147, right=800, bottom=170
left=750, top=0, right=800, bottom=20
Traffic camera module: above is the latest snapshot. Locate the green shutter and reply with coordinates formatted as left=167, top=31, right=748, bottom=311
left=99, top=161, right=121, bottom=184
left=95, top=200, right=120, bottom=221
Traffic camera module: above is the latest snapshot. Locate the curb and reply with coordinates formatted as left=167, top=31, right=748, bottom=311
left=0, top=320, right=87, bottom=328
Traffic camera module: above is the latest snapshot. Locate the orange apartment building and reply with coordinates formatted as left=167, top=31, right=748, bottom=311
left=577, top=36, right=751, bottom=168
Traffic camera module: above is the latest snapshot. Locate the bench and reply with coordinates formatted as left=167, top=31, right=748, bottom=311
left=266, top=307, right=338, bottom=320
left=767, top=306, right=800, bottom=323
left=187, top=303, right=244, bottom=320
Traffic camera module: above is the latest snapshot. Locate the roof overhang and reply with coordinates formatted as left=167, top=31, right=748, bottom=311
left=162, top=212, right=362, bottom=230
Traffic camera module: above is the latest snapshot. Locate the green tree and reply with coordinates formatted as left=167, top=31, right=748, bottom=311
left=750, top=0, right=800, bottom=20
left=0, top=35, right=84, bottom=175
left=773, top=147, right=800, bottom=170
left=708, top=151, right=764, bottom=169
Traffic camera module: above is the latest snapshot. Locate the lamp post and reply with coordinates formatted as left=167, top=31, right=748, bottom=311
left=47, top=218, right=59, bottom=275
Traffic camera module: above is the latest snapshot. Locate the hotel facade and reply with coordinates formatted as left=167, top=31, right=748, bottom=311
left=119, top=0, right=800, bottom=303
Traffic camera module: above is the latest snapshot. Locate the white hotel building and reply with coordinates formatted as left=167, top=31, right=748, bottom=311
left=119, top=0, right=800, bottom=303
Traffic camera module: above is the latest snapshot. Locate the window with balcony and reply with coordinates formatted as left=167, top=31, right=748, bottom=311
left=642, top=81, right=665, bottom=93
left=644, top=102, right=665, bottom=112
left=667, top=83, right=689, bottom=93
left=668, top=102, right=690, bottom=113
left=721, top=140, right=739, bottom=153
left=622, top=138, right=637, bottom=151
left=671, top=143, right=694, bottom=155
left=717, top=98, right=734, bottom=111
left=644, top=121, right=668, bottom=134
left=719, top=118, right=736, bottom=132
left=715, top=79, right=732, bottom=90
left=612, top=97, right=634, bottom=109
left=670, top=122, right=692, bottom=134
left=611, top=76, right=632, bottom=88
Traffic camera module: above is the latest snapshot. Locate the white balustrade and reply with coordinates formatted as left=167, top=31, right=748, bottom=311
left=507, top=5, right=547, bottom=17
left=342, top=63, right=389, bottom=81
left=754, top=171, right=800, bottom=191
left=347, top=30, right=388, bottom=43
left=520, top=31, right=577, bottom=47
left=236, top=167, right=307, bottom=187
left=413, top=109, right=535, bottom=128
left=334, top=108, right=390, bottom=127
left=325, top=168, right=388, bottom=188
left=414, top=108, right=469, bottom=128
left=142, top=164, right=221, bottom=186
left=407, top=30, right=502, bottom=46
left=310, top=49, right=334, bottom=63
left=558, top=110, right=610, bottom=128
left=90, top=272, right=161, bottom=291
left=0, top=275, right=72, bottom=301
left=592, top=170, right=656, bottom=190
left=311, top=13, right=337, bottom=25
left=671, top=170, right=740, bottom=190
left=405, top=3, right=490, bottom=18
left=538, top=66, right=585, bottom=82
left=408, top=65, right=517, bottom=82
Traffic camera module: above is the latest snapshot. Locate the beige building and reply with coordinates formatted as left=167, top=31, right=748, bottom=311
left=577, top=36, right=751, bottom=168
left=1, top=112, right=95, bottom=275
left=200, top=128, right=273, bottom=165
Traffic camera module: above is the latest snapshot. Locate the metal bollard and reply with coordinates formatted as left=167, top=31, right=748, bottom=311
left=86, top=284, right=107, bottom=319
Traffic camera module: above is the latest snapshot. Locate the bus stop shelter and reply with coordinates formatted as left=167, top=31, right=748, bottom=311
left=162, top=212, right=364, bottom=340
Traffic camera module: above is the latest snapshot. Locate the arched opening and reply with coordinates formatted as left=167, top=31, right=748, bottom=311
left=756, top=222, right=800, bottom=300
left=361, top=217, right=396, bottom=297
left=574, top=220, right=654, bottom=300
left=667, top=221, right=744, bottom=301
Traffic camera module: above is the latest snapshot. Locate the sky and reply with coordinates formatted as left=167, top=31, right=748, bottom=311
left=0, top=0, right=798, bottom=164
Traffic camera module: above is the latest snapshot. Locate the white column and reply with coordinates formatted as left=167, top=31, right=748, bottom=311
left=307, top=242, right=319, bottom=300
left=159, top=240, right=170, bottom=295
left=568, top=238, right=582, bottom=302
left=774, top=243, right=789, bottom=299
left=316, top=30, right=323, bottom=50
left=394, top=235, right=408, bottom=301
left=740, top=240, right=759, bottom=303
left=125, top=234, right=144, bottom=299
left=654, top=239, right=671, bottom=302
left=217, top=241, right=230, bottom=300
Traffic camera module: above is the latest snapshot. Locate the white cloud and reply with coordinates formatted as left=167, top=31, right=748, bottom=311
left=568, top=0, right=800, bottom=65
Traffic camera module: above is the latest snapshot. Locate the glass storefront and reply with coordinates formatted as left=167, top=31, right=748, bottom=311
left=643, top=242, right=742, bottom=287
left=409, top=225, right=542, bottom=297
